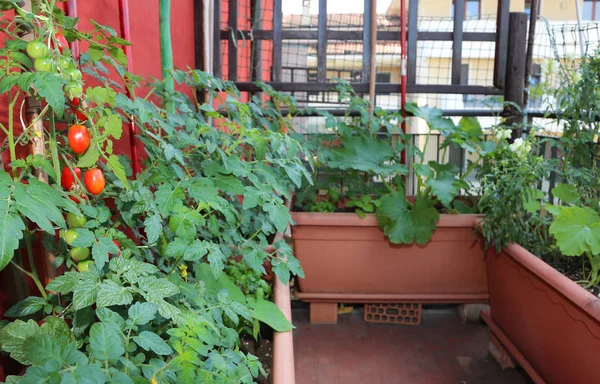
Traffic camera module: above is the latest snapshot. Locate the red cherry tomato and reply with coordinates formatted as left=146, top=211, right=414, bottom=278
left=75, top=110, right=88, bottom=122
left=113, top=240, right=121, bottom=256
left=70, top=97, right=82, bottom=108
left=84, top=168, right=105, bottom=195
left=60, top=166, right=82, bottom=190
left=68, top=125, right=90, bottom=154
left=51, top=32, right=69, bottom=54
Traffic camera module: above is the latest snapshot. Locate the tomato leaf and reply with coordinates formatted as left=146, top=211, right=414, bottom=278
left=107, top=154, right=129, bottom=188
left=77, top=143, right=100, bottom=168
left=96, top=280, right=133, bottom=307
left=132, top=331, right=172, bottom=356
left=89, top=323, right=124, bottom=361
left=0, top=192, right=25, bottom=272
left=143, top=214, right=162, bottom=244
left=4, top=296, right=46, bottom=318
left=128, top=302, right=157, bottom=326
left=33, top=72, right=66, bottom=118
left=249, top=298, right=294, bottom=332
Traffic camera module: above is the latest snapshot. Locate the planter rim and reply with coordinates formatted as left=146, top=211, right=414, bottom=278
left=501, top=243, right=600, bottom=322
left=291, top=211, right=483, bottom=228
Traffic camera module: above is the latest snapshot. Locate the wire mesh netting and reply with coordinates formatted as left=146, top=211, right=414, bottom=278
left=215, top=1, right=600, bottom=195
left=528, top=20, right=600, bottom=136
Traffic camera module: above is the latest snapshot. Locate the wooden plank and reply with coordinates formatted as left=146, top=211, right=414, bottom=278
left=452, top=0, right=464, bottom=85
left=233, top=81, right=503, bottom=94
left=407, top=0, right=418, bottom=85
left=504, top=12, right=528, bottom=142
left=317, top=0, right=327, bottom=82
left=194, top=0, right=207, bottom=104
left=362, top=0, right=372, bottom=82
left=524, top=0, right=540, bottom=105
left=272, top=0, right=283, bottom=82
left=251, top=0, right=262, bottom=82
left=213, top=0, right=221, bottom=78
left=228, top=0, right=238, bottom=81
left=494, top=0, right=511, bottom=89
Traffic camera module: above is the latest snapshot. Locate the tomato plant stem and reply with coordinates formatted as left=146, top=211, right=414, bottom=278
left=49, top=111, right=61, bottom=182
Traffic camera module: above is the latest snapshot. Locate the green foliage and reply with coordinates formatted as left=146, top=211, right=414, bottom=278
left=295, top=83, right=489, bottom=244
left=0, top=1, right=310, bottom=382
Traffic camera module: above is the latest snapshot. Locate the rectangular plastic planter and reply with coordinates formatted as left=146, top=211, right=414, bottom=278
left=484, top=244, right=600, bottom=384
left=290, top=212, right=488, bottom=323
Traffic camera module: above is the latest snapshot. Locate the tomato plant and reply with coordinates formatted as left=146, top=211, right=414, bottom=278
left=66, top=212, right=86, bottom=228
left=83, top=168, right=105, bottom=195
left=60, top=166, right=81, bottom=190
left=69, top=247, right=90, bottom=261
left=26, top=40, right=48, bottom=58
left=0, top=2, right=309, bottom=383
left=50, top=32, right=68, bottom=54
left=33, top=57, right=54, bottom=72
left=67, top=124, right=90, bottom=154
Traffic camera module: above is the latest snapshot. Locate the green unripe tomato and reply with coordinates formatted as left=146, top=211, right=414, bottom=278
left=59, top=228, right=66, bottom=239
left=70, top=247, right=90, bottom=261
left=66, top=213, right=86, bottom=228
left=64, top=82, right=83, bottom=99
left=58, top=57, right=70, bottom=70
left=255, top=287, right=265, bottom=300
left=64, top=229, right=79, bottom=246
left=64, top=68, right=82, bottom=81
left=26, top=41, right=49, bottom=59
left=34, top=57, right=54, bottom=72
left=77, top=260, right=93, bottom=272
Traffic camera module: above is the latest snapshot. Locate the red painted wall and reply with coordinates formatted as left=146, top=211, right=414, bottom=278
left=0, top=0, right=196, bottom=159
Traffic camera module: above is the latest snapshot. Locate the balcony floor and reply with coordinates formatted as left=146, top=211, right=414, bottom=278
left=293, top=304, right=532, bottom=384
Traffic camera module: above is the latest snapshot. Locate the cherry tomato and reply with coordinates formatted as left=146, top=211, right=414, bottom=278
left=75, top=110, right=87, bottom=122
left=60, top=166, right=82, bottom=190
left=65, top=82, right=83, bottom=100
left=51, top=33, right=69, bottom=54
left=69, top=195, right=83, bottom=204
left=64, top=229, right=79, bottom=246
left=66, top=212, right=86, bottom=228
left=112, top=240, right=121, bottom=256
left=70, top=247, right=90, bottom=261
left=34, top=57, right=54, bottom=72
left=58, top=57, right=70, bottom=70
left=70, top=97, right=82, bottom=108
left=26, top=40, right=48, bottom=59
left=68, top=125, right=90, bottom=154
left=64, top=69, right=82, bottom=81
left=77, top=260, right=93, bottom=272
left=84, top=168, right=105, bottom=195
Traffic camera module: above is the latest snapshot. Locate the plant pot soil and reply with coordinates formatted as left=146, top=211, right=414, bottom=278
left=484, top=243, right=600, bottom=383
left=290, top=211, right=488, bottom=323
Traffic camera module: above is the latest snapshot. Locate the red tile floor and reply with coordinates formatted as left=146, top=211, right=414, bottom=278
left=293, top=304, right=532, bottom=384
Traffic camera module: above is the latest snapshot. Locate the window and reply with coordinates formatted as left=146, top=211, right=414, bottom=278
left=375, top=72, right=392, bottom=83
left=451, top=0, right=481, bottom=19
left=524, top=0, right=532, bottom=16
left=461, top=64, right=469, bottom=104
left=583, top=0, right=600, bottom=21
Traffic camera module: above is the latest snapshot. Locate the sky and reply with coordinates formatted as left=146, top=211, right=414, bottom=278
left=282, top=0, right=393, bottom=15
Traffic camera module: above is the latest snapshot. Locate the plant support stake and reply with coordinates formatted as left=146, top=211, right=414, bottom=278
left=160, top=0, right=175, bottom=113
left=118, top=0, right=141, bottom=177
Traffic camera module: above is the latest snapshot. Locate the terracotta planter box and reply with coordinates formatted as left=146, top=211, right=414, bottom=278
left=484, top=244, right=600, bottom=383
left=290, top=212, right=488, bottom=323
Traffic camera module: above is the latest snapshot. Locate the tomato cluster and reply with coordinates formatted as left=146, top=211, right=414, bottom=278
left=61, top=214, right=121, bottom=272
